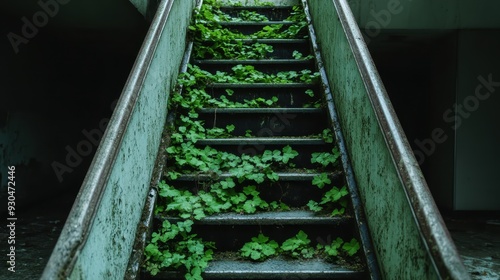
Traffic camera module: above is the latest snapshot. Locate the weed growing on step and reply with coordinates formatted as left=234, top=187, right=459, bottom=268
left=143, top=220, right=215, bottom=279
left=238, top=231, right=362, bottom=262
left=240, top=233, right=279, bottom=261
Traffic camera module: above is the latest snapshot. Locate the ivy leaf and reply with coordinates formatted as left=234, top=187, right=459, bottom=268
left=220, top=178, right=235, bottom=189
left=230, top=193, right=247, bottom=204
left=307, top=200, right=323, bottom=212
left=158, top=182, right=180, bottom=198
left=240, top=233, right=278, bottom=261
left=331, top=207, right=345, bottom=216
left=282, top=145, right=298, bottom=164
left=246, top=172, right=265, bottom=183
left=243, top=185, right=259, bottom=196
left=262, top=150, right=274, bottom=162
left=242, top=200, right=257, bottom=213
left=322, top=128, right=334, bottom=143
left=266, top=171, right=279, bottom=181
left=226, top=124, right=235, bottom=133
left=312, top=173, right=331, bottom=189
left=342, top=238, right=360, bottom=256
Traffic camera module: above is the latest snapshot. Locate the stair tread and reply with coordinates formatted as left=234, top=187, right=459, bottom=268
left=220, top=5, right=295, bottom=9
left=199, top=38, right=308, bottom=44
left=198, top=108, right=322, bottom=113
left=197, top=138, right=325, bottom=145
left=194, top=59, right=313, bottom=64
left=156, top=257, right=364, bottom=279
left=219, top=21, right=295, bottom=26
left=236, top=38, right=307, bottom=43
left=208, top=82, right=314, bottom=88
left=159, top=210, right=351, bottom=225
left=173, top=170, right=342, bottom=181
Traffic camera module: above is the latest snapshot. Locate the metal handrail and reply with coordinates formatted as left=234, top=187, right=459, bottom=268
left=40, top=0, right=175, bottom=278
left=331, top=0, right=469, bottom=278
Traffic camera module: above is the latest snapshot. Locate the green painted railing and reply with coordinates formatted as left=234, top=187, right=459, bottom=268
left=306, top=0, right=469, bottom=279
left=40, top=0, right=196, bottom=279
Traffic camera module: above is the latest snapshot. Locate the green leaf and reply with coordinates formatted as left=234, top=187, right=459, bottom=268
left=266, top=171, right=279, bottom=181
left=331, top=207, right=345, bottom=216
left=240, top=233, right=278, bottom=261
left=312, top=173, right=331, bottom=189
left=220, top=177, right=235, bottom=189
left=158, top=182, right=180, bottom=198
left=322, top=128, right=334, bottom=143
left=282, top=145, right=298, bottom=164
left=307, top=200, right=323, bottom=212
left=342, top=238, right=360, bottom=256
left=226, top=124, right=235, bottom=133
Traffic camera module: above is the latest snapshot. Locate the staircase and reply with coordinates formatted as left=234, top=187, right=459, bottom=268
left=141, top=1, right=380, bottom=279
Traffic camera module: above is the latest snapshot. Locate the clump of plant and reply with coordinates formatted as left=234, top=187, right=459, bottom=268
left=306, top=185, right=349, bottom=216
left=224, top=10, right=270, bottom=22
left=143, top=220, right=215, bottom=279
left=177, top=64, right=320, bottom=86
left=189, top=0, right=309, bottom=59
left=317, top=237, right=361, bottom=259
left=238, top=231, right=362, bottom=262
left=280, top=230, right=316, bottom=259
left=240, top=233, right=279, bottom=261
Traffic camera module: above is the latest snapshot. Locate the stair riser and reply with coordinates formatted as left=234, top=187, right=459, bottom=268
left=205, top=86, right=317, bottom=107
left=220, top=23, right=304, bottom=36
left=219, top=7, right=294, bottom=21
left=195, top=40, right=311, bottom=59
left=198, top=112, right=327, bottom=136
left=208, top=88, right=316, bottom=108
left=191, top=144, right=336, bottom=169
left=194, top=60, right=315, bottom=74
left=151, top=223, right=357, bottom=252
left=160, top=181, right=345, bottom=206
left=147, top=272, right=363, bottom=280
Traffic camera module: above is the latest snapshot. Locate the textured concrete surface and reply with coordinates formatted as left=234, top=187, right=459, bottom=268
left=444, top=214, right=500, bottom=280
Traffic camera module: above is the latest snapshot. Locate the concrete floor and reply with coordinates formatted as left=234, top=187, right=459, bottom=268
left=444, top=213, right=500, bottom=280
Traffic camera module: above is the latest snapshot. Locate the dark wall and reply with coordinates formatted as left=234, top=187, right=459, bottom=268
left=365, top=30, right=458, bottom=209
left=0, top=0, right=149, bottom=210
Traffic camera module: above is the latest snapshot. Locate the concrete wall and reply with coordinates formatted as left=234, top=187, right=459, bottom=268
left=348, top=0, right=500, bottom=30
left=41, top=0, right=196, bottom=278
left=454, top=30, right=500, bottom=210
left=346, top=0, right=500, bottom=210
